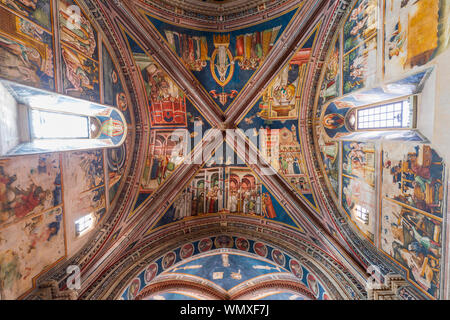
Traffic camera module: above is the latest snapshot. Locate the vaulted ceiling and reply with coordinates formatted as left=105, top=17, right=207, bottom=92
left=2, top=0, right=443, bottom=300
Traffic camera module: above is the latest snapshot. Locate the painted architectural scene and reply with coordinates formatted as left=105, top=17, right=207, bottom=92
left=382, top=143, right=445, bottom=218
left=151, top=163, right=304, bottom=232
left=381, top=199, right=442, bottom=298
left=143, top=7, right=300, bottom=110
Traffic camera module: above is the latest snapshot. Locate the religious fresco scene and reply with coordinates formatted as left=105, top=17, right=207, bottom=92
left=237, top=29, right=319, bottom=209
left=0, top=0, right=449, bottom=304
left=342, top=0, right=378, bottom=94
left=143, top=5, right=301, bottom=111
left=313, top=0, right=450, bottom=300
left=149, top=145, right=305, bottom=232
left=0, top=0, right=132, bottom=299
left=123, top=31, right=212, bottom=213
left=318, top=36, right=340, bottom=107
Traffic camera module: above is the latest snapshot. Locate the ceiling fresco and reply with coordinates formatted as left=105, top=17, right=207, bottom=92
left=142, top=5, right=301, bottom=111
left=237, top=26, right=320, bottom=211
left=148, top=143, right=306, bottom=233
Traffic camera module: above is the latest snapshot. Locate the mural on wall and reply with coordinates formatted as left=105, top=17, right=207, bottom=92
left=124, top=31, right=211, bottom=213
left=317, top=125, right=340, bottom=196
left=143, top=7, right=300, bottom=111
left=343, top=0, right=377, bottom=54
left=62, top=150, right=106, bottom=220
left=237, top=29, right=319, bottom=209
left=150, top=161, right=305, bottom=232
left=341, top=141, right=376, bottom=241
left=342, top=0, right=377, bottom=94
left=343, top=35, right=377, bottom=95
left=59, top=0, right=100, bottom=102
left=0, top=206, right=65, bottom=300
left=384, top=0, right=450, bottom=79
left=0, top=6, right=55, bottom=90
left=313, top=0, right=450, bottom=301
left=382, top=143, right=445, bottom=218
left=121, top=237, right=329, bottom=300
left=381, top=199, right=441, bottom=298
left=0, top=154, right=62, bottom=227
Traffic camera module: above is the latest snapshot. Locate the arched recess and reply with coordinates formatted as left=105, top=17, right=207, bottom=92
left=134, top=272, right=316, bottom=301
left=78, top=219, right=367, bottom=300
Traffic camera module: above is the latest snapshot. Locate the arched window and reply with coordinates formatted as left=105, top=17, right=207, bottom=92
left=320, top=69, right=431, bottom=142
left=0, top=79, right=127, bottom=157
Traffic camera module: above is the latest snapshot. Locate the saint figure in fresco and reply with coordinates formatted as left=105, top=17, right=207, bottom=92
left=255, top=193, right=262, bottom=215
left=262, top=193, right=276, bottom=219
left=293, top=157, right=301, bottom=174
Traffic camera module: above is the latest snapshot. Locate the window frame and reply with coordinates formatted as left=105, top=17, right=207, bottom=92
left=354, top=95, right=417, bottom=132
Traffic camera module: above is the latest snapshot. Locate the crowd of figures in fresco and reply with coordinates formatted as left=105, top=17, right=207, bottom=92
left=171, top=167, right=277, bottom=220
left=0, top=0, right=131, bottom=299
left=315, top=0, right=449, bottom=299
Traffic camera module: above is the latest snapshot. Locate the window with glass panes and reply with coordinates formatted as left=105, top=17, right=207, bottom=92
left=357, top=99, right=413, bottom=130
left=355, top=205, right=369, bottom=224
